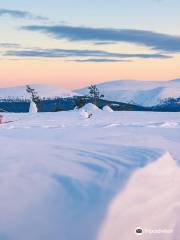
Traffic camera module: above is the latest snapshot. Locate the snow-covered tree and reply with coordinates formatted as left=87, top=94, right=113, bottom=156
left=29, top=100, right=38, bottom=113
left=26, top=85, right=40, bottom=104
left=88, top=85, right=104, bottom=105
left=26, top=85, right=40, bottom=113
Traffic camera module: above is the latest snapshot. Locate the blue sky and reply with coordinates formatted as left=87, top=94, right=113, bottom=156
left=1, top=0, right=180, bottom=33
left=0, top=0, right=180, bottom=88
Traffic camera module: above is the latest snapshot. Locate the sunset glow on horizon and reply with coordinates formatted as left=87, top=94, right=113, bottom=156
left=1, top=0, right=180, bottom=89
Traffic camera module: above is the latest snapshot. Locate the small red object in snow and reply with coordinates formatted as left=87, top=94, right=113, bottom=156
left=0, top=115, right=3, bottom=124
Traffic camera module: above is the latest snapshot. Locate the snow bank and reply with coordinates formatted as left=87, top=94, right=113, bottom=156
left=103, top=105, right=113, bottom=112
left=98, top=152, right=180, bottom=240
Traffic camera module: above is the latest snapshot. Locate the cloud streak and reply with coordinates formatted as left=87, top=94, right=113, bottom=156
left=22, top=25, right=180, bottom=53
left=4, top=48, right=171, bottom=60
left=70, top=58, right=130, bottom=63
left=0, top=43, right=21, bottom=48
left=0, top=9, right=48, bottom=20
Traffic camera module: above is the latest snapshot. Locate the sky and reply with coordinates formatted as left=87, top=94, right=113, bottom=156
left=0, top=0, right=180, bottom=89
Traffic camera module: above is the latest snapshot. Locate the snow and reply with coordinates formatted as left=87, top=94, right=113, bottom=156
left=82, top=103, right=100, bottom=112
left=79, top=109, right=90, bottom=119
left=29, top=101, right=38, bottom=113
left=1, top=79, right=179, bottom=107
left=98, top=152, right=180, bottom=240
left=0, top=111, right=180, bottom=240
left=0, top=84, right=77, bottom=100
left=103, top=105, right=113, bottom=112
left=76, top=79, right=180, bottom=106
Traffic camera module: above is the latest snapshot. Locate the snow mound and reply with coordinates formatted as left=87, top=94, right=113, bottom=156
left=103, top=105, right=113, bottom=112
left=0, top=84, right=77, bottom=100
left=79, top=109, right=90, bottom=119
left=98, top=152, right=180, bottom=240
left=82, top=103, right=100, bottom=112
left=76, top=79, right=180, bottom=107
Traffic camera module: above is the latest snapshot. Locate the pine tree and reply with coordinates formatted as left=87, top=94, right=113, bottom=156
left=88, top=85, right=104, bottom=105
left=75, top=96, right=87, bottom=109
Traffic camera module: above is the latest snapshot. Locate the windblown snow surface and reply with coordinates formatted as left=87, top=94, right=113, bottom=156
left=0, top=111, right=180, bottom=240
left=77, top=78, right=180, bottom=106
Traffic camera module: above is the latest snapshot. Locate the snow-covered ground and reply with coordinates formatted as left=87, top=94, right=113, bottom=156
left=77, top=78, right=180, bottom=106
left=0, top=110, right=180, bottom=240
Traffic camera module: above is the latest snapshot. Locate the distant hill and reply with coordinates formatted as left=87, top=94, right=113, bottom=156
left=0, top=80, right=179, bottom=112
left=0, top=84, right=77, bottom=100
left=76, top=79, right=180, bottom=107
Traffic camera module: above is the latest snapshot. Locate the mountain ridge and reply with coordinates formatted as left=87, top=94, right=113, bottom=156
left=0, top=84, right=77, bottom=100
left=76, top=78, right=180, bottom=106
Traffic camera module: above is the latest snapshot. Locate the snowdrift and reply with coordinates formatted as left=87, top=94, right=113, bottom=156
left=98, top=152, right=180, bottom=240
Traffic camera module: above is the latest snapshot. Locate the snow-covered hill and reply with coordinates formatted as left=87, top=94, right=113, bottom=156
left=0, top=84, right=77, bottom=100
left=1, top=79, right=180, bottom=107
left=76, top=79, right=180, bottom=107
